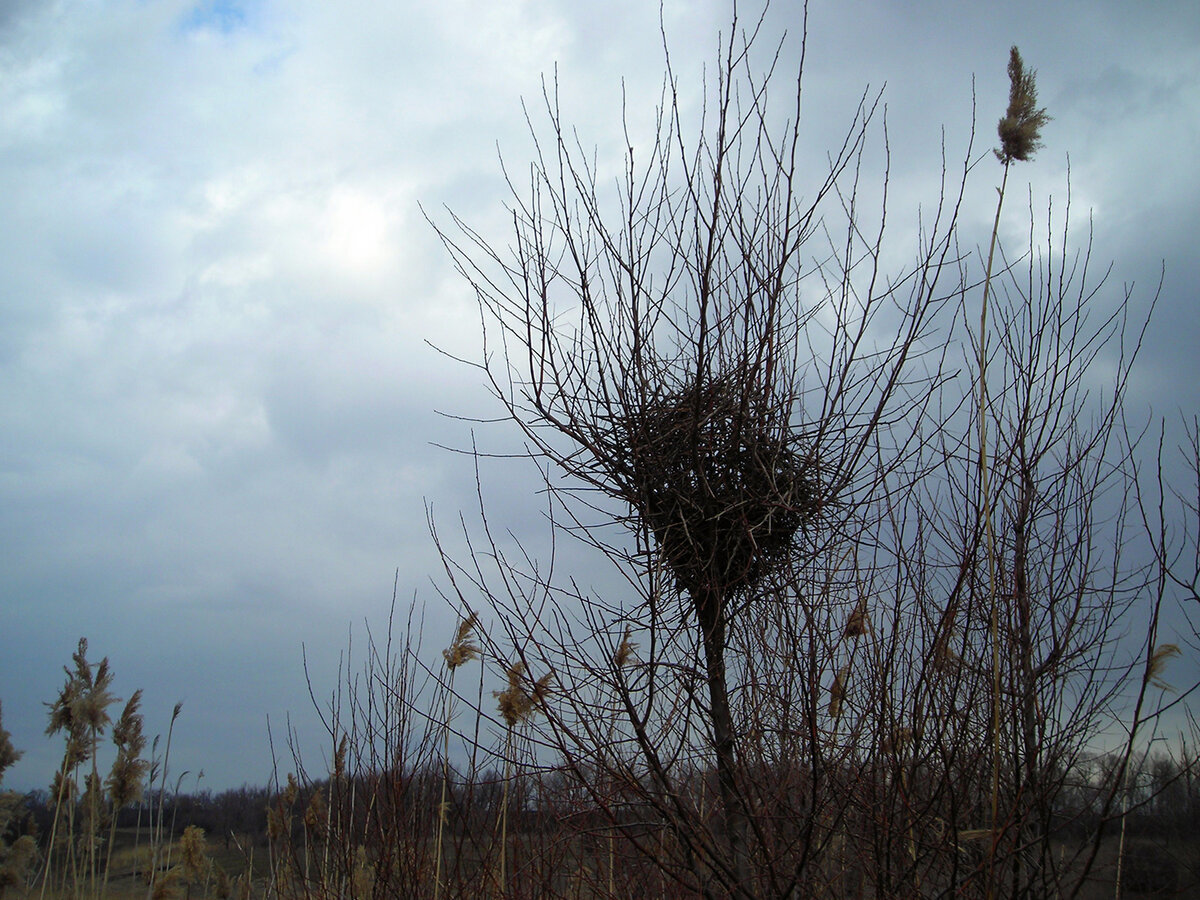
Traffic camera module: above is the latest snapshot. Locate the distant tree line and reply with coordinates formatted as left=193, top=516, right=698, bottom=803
left=13, top=784, right=272, bottom=851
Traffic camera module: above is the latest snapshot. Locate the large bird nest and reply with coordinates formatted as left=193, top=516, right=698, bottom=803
left=617, top=377, right=819, bottom=607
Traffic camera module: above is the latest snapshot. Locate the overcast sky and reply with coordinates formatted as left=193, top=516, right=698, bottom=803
left=2, top=0, right=1197, bottom=793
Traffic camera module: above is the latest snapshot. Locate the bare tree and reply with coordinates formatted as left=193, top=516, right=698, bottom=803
left=425, top=7, right=1187, bottom=899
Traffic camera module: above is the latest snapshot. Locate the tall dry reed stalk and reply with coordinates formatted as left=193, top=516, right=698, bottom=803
left=101, top=690, right=149, bottom=899
left=25, top=641, right=172, bottom=900
left=269, top=598, right=499, bottom=899
left=147, top=702, right=184, bottom=900
left=38, top=640, right=119, bottom=900
left=435, top=613, right=479, bottom=900
left=493, top=659, right=550, bottom=896
left=975, top=46, right=1049, bottom=900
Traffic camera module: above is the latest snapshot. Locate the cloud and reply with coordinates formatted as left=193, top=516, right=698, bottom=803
left=1, top=0, right=1197, bottom=792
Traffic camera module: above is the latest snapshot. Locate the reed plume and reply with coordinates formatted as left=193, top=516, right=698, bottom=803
left=180, top=825, right=210, bottom=899
left=996, top=46, right=1050, bottom=164
left=106, top=686, right=149, bottom=897
left=443, top=613, right=481, bottom=671
left=844, top=599, right=869, bottom=638
left=613, top=626, right=638, bottom=668
left=1146, top=643, right=1181, bottom=691
left=829, top=666, right=849, bottom=720
left=495, top=661, right=551, bottom=728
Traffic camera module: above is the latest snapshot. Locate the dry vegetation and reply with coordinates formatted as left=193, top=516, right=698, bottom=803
left=4, top=7, right=1200, bottom=900
left=0, top=642, right=263, bottom=900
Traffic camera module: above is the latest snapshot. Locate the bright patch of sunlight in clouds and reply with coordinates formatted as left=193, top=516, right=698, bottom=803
left=322, top=187, right=399, bottom=280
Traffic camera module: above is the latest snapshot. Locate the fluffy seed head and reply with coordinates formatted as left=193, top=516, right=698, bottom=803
left=1147, top=643, right=1181, bottom=691
left=111, top=690, right=145, bottom=754
left=443, top=614, right=481, bottom=671
left=996, top=46, right=1050, bottom=164
left=495, top=660, right=552, bottom=727
left=613, top=626, right=638, bottom=668
left=333, top=734, right=349, bottom=779
left=829, top=665, right=849, bottom=719
left=303, top=792, right=327, bottom=841
left=844, top=598, right=870, bottom=638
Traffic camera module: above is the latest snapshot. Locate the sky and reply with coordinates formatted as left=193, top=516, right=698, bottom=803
left=1, top=0, right=1198, bottom=794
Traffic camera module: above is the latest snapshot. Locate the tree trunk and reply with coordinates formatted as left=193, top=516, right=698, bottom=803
left=698, top=589, right=750, bottom=897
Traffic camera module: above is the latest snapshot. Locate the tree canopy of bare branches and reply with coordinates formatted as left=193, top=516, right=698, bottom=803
left=423, top=8, right=1194, bottom=899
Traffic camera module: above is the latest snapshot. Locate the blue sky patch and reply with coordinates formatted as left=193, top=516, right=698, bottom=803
left=180, top=0, right=257, bottom=35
